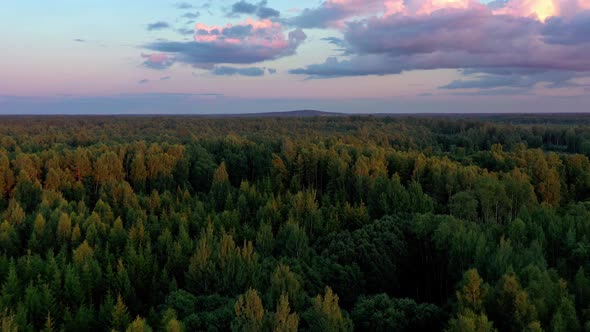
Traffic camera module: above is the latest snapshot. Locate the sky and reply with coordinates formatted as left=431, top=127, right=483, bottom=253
left=1, top=0, right=590, bottom=114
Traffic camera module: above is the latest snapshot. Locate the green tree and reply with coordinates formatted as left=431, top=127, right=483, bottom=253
left=112, top=294, right=131, bottom=332
left=492, top=274, right=539, bottom=332
left=269, top=264, right=305, bottom=311
left=126, top=316, right=153, bottom=332
left=304, top=287, right=352, bottom=332
left=42, top=312, right=55, bottom=332
left=94, top=151, right=125, bottom=187
left=550, top=296, right=580, bottom=332
left=273, top=293, right=298, bottom=332
left=447, top=310, right=497, bottom=332
left=352, top=294, right=444, bottom=332
left=232, top=289, right=266, bottom=332
left=130, top=153, right=148, bottom=188
left=211, top=162, right=232, bottom=211
left=457, top=269, right=486, bottom=313
left=449, top=191, right=478, bottom=221
left=162, top=309, right=184, bottom=332
left=56, top=212, right=72, bottom=243
left=0, top=310, right=18, bottom=332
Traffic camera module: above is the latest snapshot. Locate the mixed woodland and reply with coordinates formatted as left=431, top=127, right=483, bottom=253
left=0, top=115, right=589, bottom=331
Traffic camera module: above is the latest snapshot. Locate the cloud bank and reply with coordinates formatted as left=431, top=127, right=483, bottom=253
left=139, top=0, right=590, bottom=91
left=287, top=0, right=590, bottom=90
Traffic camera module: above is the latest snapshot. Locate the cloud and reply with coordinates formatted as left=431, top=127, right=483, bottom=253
left=486, top=0, right=508, bottom=10
left=160, top=76, right=172, bottom=81
left=321, top=37, right=346, bottom=47
left=440, top=70, right=580, bottom=90
left=182, top=12, right=201, bottom=19
left=142, top=53, right=175, bottom=70
left=290, top=3, right=590, bottom=89
left=147, top=21, right=171, bottom=31
left=228, top=0, right=281, bottom=19
left=448, top=88, right=533, bottom=96
left=177, top=28, right=195, bottom=36
left=286, top=0, right=401, bottom=29
left=287, top=5, right=351, bottom=29
left=231, top=0, right=258, bottom=15
left=321, top=37, right=349, bottom=52
left=212, top=66, right=266, bottom=76
left=257, top=6, right=281, bottom=18
left=290, top=55, right=400, bottom=77
left=73, top=38, right=86, bottom=43
left=138, top=79, right=150, bottom=84
left=285, top=0, right=588, bottom=28
left=146, top=19, right=306, bottom=68
left=542, top=11, right=590, bottom=44
left=176, top=2, right=193, bottom=9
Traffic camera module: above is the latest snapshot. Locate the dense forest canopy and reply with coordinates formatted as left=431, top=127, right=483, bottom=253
left=0, top=114, right=589, bottom=331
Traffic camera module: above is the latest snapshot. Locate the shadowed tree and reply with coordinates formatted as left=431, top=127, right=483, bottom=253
left=304, top=287, right=352, bottom=332
left=273, top=293, right=299, bottom=332
left=232, top=289, right=266, bottom=332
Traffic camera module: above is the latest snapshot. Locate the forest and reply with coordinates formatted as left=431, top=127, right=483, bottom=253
left=0, top=114, right=589, bottom=331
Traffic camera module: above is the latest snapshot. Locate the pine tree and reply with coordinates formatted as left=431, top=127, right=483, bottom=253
left=0, top=263, right=19, bottom=308
left=112, top=294, right=131, bottom=332
left=42, top=312, right=54, bottom=332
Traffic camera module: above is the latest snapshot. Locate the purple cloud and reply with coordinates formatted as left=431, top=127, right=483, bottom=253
left=290, top=6, right=590, bottom=90
left=142, top=53, right=175, bottom=70
left=146, top=19, right=306, bottom=68
left=542, top=11, right=590, bottom=45
left=441, top=70, right=581, bottom=90
left=287, top=0, right=388, bottom=28
left=211, top=66, right=266, bottom=76
left=228, top=0, right=281, bottom=19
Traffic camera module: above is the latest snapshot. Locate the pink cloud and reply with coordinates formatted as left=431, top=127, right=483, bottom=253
left=413, top=0, right=479, bottom=15
left=290, top=1, right=590, bottom=87
left=494, top=0, right=590, bottom=21
left=195, top=19, right=289, bottom=49
left=494, top=0, right=559, bottom=21
left=141, top=53, right=175, bottom=70
left=290, top=0, right=590, bottom=29
left=146, top=18, right=307, bottom=68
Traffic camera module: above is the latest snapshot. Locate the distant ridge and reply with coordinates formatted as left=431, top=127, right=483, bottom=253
left=200, top=110, right=345, bottom=118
